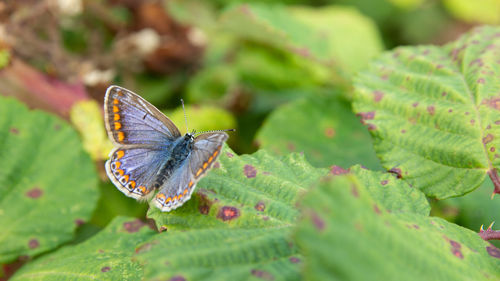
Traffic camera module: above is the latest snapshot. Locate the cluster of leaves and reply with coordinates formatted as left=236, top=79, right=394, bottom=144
left=2, top=1, right=500, bottom=280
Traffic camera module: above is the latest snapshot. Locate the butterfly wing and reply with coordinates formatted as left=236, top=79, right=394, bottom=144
left=105, top=146, right=171, bottom=199
left=154, top=132, right=228, bottom=211
left=104, top=85, right=181, bottom=146
left=104, top=85, right=181, bottom=199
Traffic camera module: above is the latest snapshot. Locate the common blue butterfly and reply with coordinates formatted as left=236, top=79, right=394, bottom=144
left=104, top=85, right=232, bottom=212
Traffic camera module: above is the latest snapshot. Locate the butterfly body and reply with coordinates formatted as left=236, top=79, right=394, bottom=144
left=104, top=85, right=229, bottom=212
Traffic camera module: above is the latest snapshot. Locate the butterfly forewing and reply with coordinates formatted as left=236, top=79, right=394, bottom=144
left=104, top=85, right=181, bottom=146
left=154, top=132, right=228, bottom=211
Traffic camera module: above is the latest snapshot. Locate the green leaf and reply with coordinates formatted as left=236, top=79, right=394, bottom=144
left=443, top=0, right=500, bottom=24
left=353, top=25, right=500, bottom=199
left=10, top=217, right=156, bottom=280
left=135, top=227, right=301, bottom=281
left=142, top=148, right=327, bottom=280
left=0, top=97, right=98, bottom=263
left=219, top=4, right=383, bottom=80
left=148, top=147, right=327, bottom=229
left=350, top=165, right=430, bottom=215
left=256, top=95, right=381, bottom=169
left=0, top=49, right=10, bottom=70
left=295, top=169, right=500, bottom=281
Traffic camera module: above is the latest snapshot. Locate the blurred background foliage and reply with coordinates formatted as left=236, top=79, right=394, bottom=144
left=1, top=0, right=500, bottom=276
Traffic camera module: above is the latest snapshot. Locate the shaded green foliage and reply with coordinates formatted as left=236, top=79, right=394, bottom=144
left=0, top=97, right=98, bottom=263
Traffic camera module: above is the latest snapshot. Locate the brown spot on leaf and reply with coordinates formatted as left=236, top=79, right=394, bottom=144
left=448, top=109, right=453, bottom=113
left=482, top=97, right=500, bottom=110
left=483, top=134, right=494, bottom=144
left=101, top=266, right=110, bottom=272
left=413, top=224, right=420, bottom=229
left=226, top=152, right=234, bottom=158
left=491, top=147, right=496, bottom=152
left=478, top=78, right=485, bottom=84
left=487, top=246, right=500, bottom=259
left=244, top=164, right=257, bottom=178
left=251, top=269, right=274, bottom=281
left=330, top=165, right=349, bottom=175
left=442, top=91, right=447, bottom=96
left=351, top=184, right=359, bottom=197
left=289, top=257, right=301, bottom=263
left=28, top=239, right=39, bottom=249
left=388, top=167, right=402, bottom=179
left=287, top=142, right=295, bottom=151
left=311, top=211, right=325, bottom=231
left=255, top=201, right=265, bottom=212
left=75, top=219, right=85, bottom=226
left=373, top=204, right=381, bottom=214
left=168, top=276, right=187, bottom=281
left=357, top=111, right=375, bottom=124
left=217, top=206, right=240, bottom=221
left=324, top=127, right=335, bottom=138
left=465, top=112, right=470, bottom=115
left=427, top=106, right=435, bottom=116
left=26, top=187, right=43, bottom=199
left=367, top=124, right=377, bottom=131
left=123, top=219, right=146, bottom=233
left=10, top=127, right=19, bottom=135
left=54, top=124, right=61, bottom=131
left=449, top=239, right=463, bottom=259
left=373, top=90, right=384, bottom=102
left=381, top=180, right=388, bottom=185
left=213, top=162, right=220, bottom=169
left=401, top=129, right=406, bottom=134
left=470, top=119, right=475, bottom=125
left=412, top=102, right=419, bottom=107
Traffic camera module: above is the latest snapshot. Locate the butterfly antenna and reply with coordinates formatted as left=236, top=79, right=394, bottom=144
left=181, top=99, right=189, bottom=133
left=194, top=128, right=236, bottom=137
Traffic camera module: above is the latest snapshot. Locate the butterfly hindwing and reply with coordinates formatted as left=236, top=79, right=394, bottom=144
left=154, top=132, right=228, bottom=211
left=105, top=146, right=169, bottom=200
left=104, top=85, right=181, bottom=146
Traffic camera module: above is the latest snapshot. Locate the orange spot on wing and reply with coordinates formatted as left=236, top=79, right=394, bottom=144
left=196, top=168, right=203, bottom=177
left=114, top=113, right=120, bottom=121
left=115, top=161, right=121, bottom=169
left=123, top=175, right=129, bottom=182
left=138, top=185, right=146, bottom=193
left=208, top=156, right=213, bottom=163
left=117, top=169, right=124, bottom=176
left=166, top=197, right=172, bottom=203
left=117, top=90, right=123, bottom=96
left=183, top=188, right=188, bottom=195
left=113, top=99, right=119, bottom=104
left=203, top=162, right=208, bottom=169
left=173, top=196, right=178, bottom=201
left=117, top=132, right=125, bottom=142
left=213, top=150, right=219, bottom=157
left=188, top=181, right=193, bottom=188
left=129, top=181, right=136, bottom=188
left=114, top=122, right=122, bottom=130
left=157, top=193, right=166, bottom=200
left=178, top=194, right=183, bottom=200
left=113, top=106, right=119, bottom=113
left=116, top=150, right=125, bottom=159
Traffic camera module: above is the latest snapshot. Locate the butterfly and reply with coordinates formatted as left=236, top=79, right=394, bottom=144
left=104, top=85, right=232, bottom=212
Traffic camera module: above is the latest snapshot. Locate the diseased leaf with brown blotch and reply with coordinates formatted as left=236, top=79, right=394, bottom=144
left=353, top=26, right=500, bottom=199
left=0, top=97, right=98, bottom=264
left=295, top=168, right=500, bottom=281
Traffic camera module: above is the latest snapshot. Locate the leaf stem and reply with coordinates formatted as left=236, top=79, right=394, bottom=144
left=488, top=169, right=500, bottom=195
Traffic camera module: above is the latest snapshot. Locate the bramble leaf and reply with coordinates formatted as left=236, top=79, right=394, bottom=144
left=142, top=148, right=327, bottom=280
left=353, top=25, right=500, bottom=198
left=10, top=217, right=156, bottom=280
left=295, top=168, right=500, bottom=281
left=256, top=95, right=381, bottom=169
left=0, top=97, right=98, bottom=263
